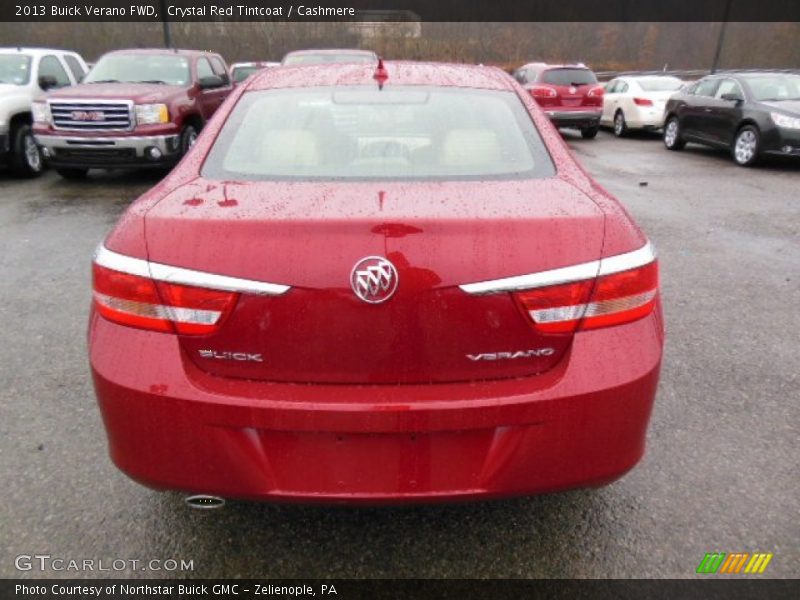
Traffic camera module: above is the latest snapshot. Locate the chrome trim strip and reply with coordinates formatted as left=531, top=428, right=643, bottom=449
left=93, top=245, right=150, bottom=278
left=94, top=245, right=291, bottom=296
left=36, top=134, right=181, bottom=157
left=459, top=241, right=655, bottom=295
left=37, top=135, right=177, bottom=144
left=597, top=241, right=656, bottom=277
left=459, top=261, right=600, bottom=295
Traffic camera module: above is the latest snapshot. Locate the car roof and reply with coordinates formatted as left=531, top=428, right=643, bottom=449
left=519, top=62, right=589, bottom=71
left=283, top=49, right=377, bottom=57
left=721, top=71, right=799, bottom=78
left=231, top=61, right=276, bottom=68
left=101, top=48, right=217, bottom=58
left=0, top=47, right=82, bottom=57
left=246, top=60, right=515, bottom=92
left=621, top=75, right=682, bottom=81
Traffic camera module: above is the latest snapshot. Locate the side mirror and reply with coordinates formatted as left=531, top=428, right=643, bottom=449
left=197, top=75, right=224, bottom=89
left=721, top=92, right=743, bottom=104
left=38, top=75, right=58, bottom=91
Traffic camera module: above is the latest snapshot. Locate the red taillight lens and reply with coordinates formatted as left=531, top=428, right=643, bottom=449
left=587, top=86, right=605, bottom=97
left=581, top=261, right=658, bottom=330
left=514, top=260, right=659, bottom=333
left=530, top=86, right=558, bottom=98
left=92, top=263, right=238, bottom=335
left=633, top=97, right=654, bottom=106
left=514, top=279, right=594, bottom=334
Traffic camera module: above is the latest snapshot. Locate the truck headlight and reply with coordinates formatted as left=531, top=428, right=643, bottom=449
left=135, top=104, right=169, bottom=125
left=771, top=112, right=800, bottom=130
left=32, top=102, right=51, bottom=124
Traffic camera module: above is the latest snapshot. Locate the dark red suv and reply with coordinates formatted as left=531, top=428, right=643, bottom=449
left=513, top=63, right=604, bottom=138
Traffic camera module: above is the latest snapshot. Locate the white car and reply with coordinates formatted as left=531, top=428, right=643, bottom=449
left=0, top=47, right=88, bottom=175
left=601, top=75, right=684, bottom=137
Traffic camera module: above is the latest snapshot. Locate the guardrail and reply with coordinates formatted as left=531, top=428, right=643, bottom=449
left=595, top=68, right=799, bottom=81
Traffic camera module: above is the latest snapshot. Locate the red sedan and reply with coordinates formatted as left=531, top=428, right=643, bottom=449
left=89, top=61, right=663, bottom=504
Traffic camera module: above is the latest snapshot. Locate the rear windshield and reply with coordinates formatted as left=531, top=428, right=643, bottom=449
left=85, top=54, right=190, bottom=86
left=542, top=68, right=597, bottom=86
left=0, top=54, right=32, bottom=85
left=742, top=74, right=800, bottom=102
left=202, top=86, right=555, bottom=181
left=637, top=78, right=683, bottom=92
left=283, top=53, right=375, bottom=66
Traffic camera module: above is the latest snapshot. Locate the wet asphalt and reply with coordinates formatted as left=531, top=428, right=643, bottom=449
left=0, top=131, right=797, bottom=579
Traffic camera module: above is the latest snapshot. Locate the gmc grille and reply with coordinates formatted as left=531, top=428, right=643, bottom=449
left=49, top=100, right=133, bottom=131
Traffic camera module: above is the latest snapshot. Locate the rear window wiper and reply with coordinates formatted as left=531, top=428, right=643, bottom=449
left=87, top=79, right=120, bottom=84
left=134, top=80, right=168, bottom=84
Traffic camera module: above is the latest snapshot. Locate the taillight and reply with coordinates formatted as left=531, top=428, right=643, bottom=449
left=633, top=97, right=654, bottom=106
left=514, top=260, right=659, bottom=334
left=93, top=263, right=238, bottom=335
left=514, top=279, right=594, bottom=334
left=587, top=86, right=605, bottom=97
left=530, top=86, right=558, bottom=98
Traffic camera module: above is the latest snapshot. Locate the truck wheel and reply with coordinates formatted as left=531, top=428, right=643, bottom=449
left=10, top=124, right=44, bottom=177
left=56, top=168, right=88, bottom=180
left=180, top=125, right=199, bottom=156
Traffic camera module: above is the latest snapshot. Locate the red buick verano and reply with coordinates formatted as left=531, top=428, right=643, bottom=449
left=89, top=61, right=663, bottom=504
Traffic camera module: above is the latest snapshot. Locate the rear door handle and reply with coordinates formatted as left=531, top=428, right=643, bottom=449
left=704, top=107, right=713, bottom=112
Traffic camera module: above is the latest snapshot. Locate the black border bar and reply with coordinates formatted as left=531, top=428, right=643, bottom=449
left=2, top=0, right=800, bottom=22
left=3, top=579, right=800, bottom=600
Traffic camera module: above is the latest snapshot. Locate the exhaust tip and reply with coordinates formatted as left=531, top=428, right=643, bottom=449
left=184, top=494, right=226, bottom=510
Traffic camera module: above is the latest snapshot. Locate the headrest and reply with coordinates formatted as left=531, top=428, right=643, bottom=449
left=441, top=129, right=501, bottom=166
left=260, top=129, right=320, bottom=166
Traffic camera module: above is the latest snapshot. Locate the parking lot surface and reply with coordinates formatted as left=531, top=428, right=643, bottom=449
left=0, top=131, right=797, bottom=578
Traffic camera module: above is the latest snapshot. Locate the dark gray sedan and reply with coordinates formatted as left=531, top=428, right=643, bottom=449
left=663, top=71, right=800, bottom=166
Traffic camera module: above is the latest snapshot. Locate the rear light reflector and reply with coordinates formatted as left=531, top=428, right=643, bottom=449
left=459, top=242, right=658, bottom=334
left=515, top=261, right=658, bottom=333
left=92, top=245, right=290, bottom=334
left=530, top=86, right=558, bottom=98
left=633, top=97, right=654, bottom=106
left=514, top=279, right=594, bottom=334
left=93, top=263, right=238, bottom=335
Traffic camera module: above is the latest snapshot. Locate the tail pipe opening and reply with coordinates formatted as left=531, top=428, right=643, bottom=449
left=184, top=495, right=226, bottom=510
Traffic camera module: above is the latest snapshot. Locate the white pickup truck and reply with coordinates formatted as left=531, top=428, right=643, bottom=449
left=0, top=47, right=88, bottom=176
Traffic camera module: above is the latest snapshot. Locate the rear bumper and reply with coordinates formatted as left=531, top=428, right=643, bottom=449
left=624, top=107, right=667, bottom=130
left=89, top=306, right=664, bottom=504
left=545, top=109, right=602, bottom=129
left=34, top=133, right=180, bottom=169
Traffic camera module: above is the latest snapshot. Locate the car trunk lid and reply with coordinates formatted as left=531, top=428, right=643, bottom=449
left=143, top=177, right=605, bottom=384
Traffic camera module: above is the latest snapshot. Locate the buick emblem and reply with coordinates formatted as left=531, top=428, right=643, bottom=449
left=71, top=110, right=105, bottom=121
left=350, top=256, right=398, bottom=304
